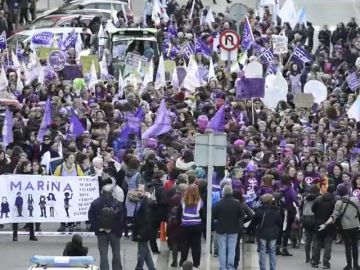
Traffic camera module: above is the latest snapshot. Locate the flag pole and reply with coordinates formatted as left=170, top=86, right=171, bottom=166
left=284, top=46, right=296, bottom=68
left=251, top=98, right=255, bottom=125
left=189, top=0, right=195, bottom=20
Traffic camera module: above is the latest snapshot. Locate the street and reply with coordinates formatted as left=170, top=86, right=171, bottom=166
left=0, top=224, right=351, bottom=270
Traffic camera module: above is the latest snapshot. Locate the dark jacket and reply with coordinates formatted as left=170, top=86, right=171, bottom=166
left=252, top=205, right=282, bottom=240
left=213, top=195, right=245, bottom=234
left=133, top=197, right=153, bottom=242
left=88, top=194, right=124, bottom=237
left=63, top=242, right=88, bottom=256
left=312, top=192, right=336, bottom=235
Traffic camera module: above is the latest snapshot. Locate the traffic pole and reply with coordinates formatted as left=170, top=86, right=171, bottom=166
left=205, top=132, right=214, bottom=270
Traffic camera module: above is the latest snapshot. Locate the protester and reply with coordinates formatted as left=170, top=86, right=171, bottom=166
left=0, top=0, right=360, bottom=269
left=300, top=185, right=321, bottom=263
left=252, top=193, right=282, bottom=270
left=88, top=184, right=124, bottom=270
left=312, top=187, right=336, bottom=269
left=132, top=184, right=157, bottom=270
left=177, top=185, right=204, bottom=268
left=63, top=234, right=89, bottom=256
left=319, top=185, right=360, bottom=270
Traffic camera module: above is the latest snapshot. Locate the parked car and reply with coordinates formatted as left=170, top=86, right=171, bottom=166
left=40, top=0, right=131, bottom=20
left=7, top=27, right=92, bottom=48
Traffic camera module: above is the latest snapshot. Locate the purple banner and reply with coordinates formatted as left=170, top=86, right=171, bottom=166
left=31, top=32, right=54, bottom=46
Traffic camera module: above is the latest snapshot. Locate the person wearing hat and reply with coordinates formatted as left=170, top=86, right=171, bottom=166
left=252, top=193, right=281, bottom=270
left=319, top=185, right=360, bottom=270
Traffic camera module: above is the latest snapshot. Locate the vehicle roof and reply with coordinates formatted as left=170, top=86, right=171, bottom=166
left=14, top=27, right=91, bottom=36
left=66, top=0, right=127, bottom=4
left=37, top=14, right=96, bottom=19
left=107, top=26, right=157, bottom=35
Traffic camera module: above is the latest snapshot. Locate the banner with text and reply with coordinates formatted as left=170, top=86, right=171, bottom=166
left=0, top=175, right=99, bottom=224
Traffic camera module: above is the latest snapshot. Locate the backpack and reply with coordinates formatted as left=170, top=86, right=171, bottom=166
left=301, top=199, right=315, bottom=228
left=98, top=203, right=118, bottom=231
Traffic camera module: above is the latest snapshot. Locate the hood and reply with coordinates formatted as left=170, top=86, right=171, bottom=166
left=306, top=194, right=320, bottom=201
left=321, top=192, right=334, bottom=201
left=125, top=168, right=138, bottom=177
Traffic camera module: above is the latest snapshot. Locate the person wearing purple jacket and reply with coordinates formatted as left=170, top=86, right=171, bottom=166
left=243, top=163, right=261, bottom=195
left=279, top=175, right=299, bottom=256
left=302, top=162, right=321, bottom=191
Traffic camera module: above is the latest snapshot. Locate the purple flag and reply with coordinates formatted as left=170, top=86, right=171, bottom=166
left=126, top=107, right=144, bottom=136
left=346, top=72, right=360, bottom=92
left=195, top=39, right=212, bottom=58
left=291, top=46, right=312, bottom=66
left=207, top=105, right=225, bottom=132
left=31, top=32, right=54, bottom=46
left=142, top=99, right=172, bottom=139
left=61, top=29, right=78, bottom=51
left=2, top=107, right=13, bottom=147
left=259, top=48, right=274, bottom=65
left=241, top=16, right=254, bottom=50
left=37, top=98, right=52, bottom=143
left=114, top=107, right=144, bottom=150
left=236, top=78, right=265, bottom=99
left=0, top=31, right=6, bottom=50
left=182, top=42, right=195, bottom=60
left=67, top=109, right=86, bottom=140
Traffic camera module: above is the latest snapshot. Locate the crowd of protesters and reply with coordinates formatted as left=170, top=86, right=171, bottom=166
left=0, top=0, right=360, bottom=269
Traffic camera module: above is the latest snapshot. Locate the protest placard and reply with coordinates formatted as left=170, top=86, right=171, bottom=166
left=80, top=55, right=100, bottom=74
left=294, top=93, right=315, bottom=108
left=123, top=52, right=148, bottom=77
left=0, top=175, right=99, bottom=224
left=37, top=47, right=58, bottom=60
left=272, top=35, right=288, bottom=54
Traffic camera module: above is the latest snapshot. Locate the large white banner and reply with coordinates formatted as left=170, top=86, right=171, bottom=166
left=0, top=175, right=99, bottom=224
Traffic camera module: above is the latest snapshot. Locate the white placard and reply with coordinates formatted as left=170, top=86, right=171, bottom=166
left=0, top=175, right=99, bottom=224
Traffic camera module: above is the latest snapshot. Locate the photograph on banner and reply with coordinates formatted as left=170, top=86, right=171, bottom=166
left=0, top=175, right=99, bottom=224
left=80, top=55, right=100, bottom=74
left=271, top=35, right=288, bottom=54
left=123, top=52, right=148, bottom=78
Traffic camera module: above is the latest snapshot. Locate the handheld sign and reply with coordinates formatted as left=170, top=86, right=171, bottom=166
left=48, top=50, right=66, bottom=71
left=219, top=30, right=240, bottom=51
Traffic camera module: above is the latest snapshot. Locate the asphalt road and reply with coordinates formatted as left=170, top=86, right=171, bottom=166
left=0, top=223, right=353, bottom=270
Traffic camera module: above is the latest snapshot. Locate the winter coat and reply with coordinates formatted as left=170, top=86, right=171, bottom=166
left=252, top=205, right=282, bottom=240
left=133, top=197, right=154, bottom=242
left=332, top=195, right=360, bottom=230
left=88, top=194, right=124, bottom=237
left=212, top=195, right=245, bottom=234
left=312, top=192, right=336, bottom=235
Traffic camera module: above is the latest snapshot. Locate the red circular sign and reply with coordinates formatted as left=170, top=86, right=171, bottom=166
left=219, top=30, right=240, bottom=51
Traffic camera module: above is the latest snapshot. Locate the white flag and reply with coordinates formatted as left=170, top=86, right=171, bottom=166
left=16, top=69, right=23, bottom=94
left=98, top=23, right=105, bottom=46
left=75, top=33, right=83, bottom=59
left=347, top=96, right=360, bottom=122
left=11, top=50, right=21, bottom=69
left=88, top=61, right=98, bottom=89
left=118, top=69, right=125, bottom=98
left=278, top=0, right=298, bottom=29
left=182, top=56, right=201, bottom=92
left=208, top=57, right=216, bottom=82
left=142, top=59, right=154, bottom=88
left=111, top=4, right=119, bottom=25
left=100, top=54, right=108, bottom=78
left=205, top=9, right=215, bottom=26
left=151, top=0, right=162, bottom=25
left=0, top=65, right=8, bottom=91
left=171, top=67, right=179, bottom=89
left=154, top=55, right=166, bottom=90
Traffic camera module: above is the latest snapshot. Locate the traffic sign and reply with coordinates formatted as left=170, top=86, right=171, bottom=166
left=219, top=30, right=240, bottom=51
